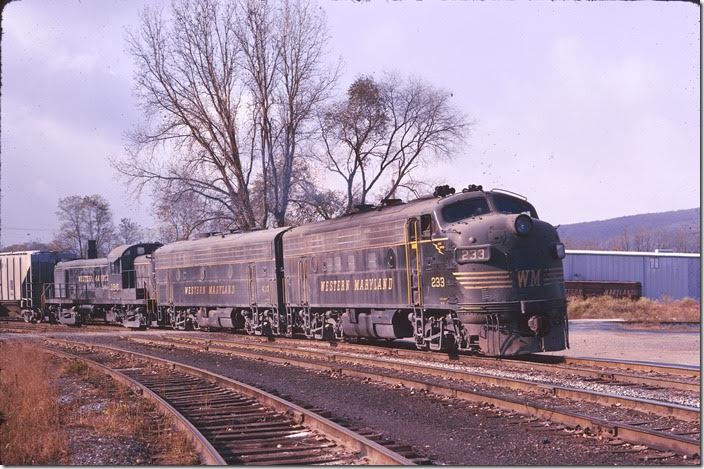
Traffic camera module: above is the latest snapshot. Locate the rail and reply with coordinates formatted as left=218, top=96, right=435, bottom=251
left=40, top=346, right=225, bottom=465
left=131, top=335, right=700, bottom=458
left=44, top=339, right=415, bottom=465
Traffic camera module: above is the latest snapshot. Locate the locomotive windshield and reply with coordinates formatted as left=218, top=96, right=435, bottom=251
left=440, top=197, right=491, bottom=224
left=491, top=193, right=538, bottom=218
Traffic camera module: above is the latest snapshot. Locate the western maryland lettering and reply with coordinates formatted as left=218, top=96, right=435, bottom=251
left=516, top=269, right=542, bottom=288
left=77, top=274, right=109, bottom=283
left=184, top=284, right=236, bottom=295
left=320, top=277, right=393, bottom=293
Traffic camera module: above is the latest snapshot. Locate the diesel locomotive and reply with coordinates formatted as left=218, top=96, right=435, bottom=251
left=30, top=185, right=568, bottom=356
left=43, top=242, right=162, bottom=327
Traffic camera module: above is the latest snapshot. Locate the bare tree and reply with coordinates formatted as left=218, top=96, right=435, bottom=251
left=632, top=228, right=654, bottom=252
left=1, top=240, right=52, bottom=252
left=114, top=0, right=336, bottom=230
left=117, top=218, right=145, bottom=244
left=318, top=74, right=469, bottom=212
left=153, top=182, right=228, bottom=242
left=285, top=160, right=345, bottom=223
left=53, top=195, right=116, bottom=257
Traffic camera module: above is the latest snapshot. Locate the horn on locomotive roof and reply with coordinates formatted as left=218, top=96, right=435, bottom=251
left=433, top=185, right=456, bottom=197
left=195, top=231, right=220, bottom=239
left=351, top=203, right=375, bottom=213
left=380, top=197, right=403, bottom=207
left=462, top=184, right=483, bottom=193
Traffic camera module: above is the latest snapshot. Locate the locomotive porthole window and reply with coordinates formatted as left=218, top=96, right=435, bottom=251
left=386, top=249, right=396, bottom=268
left=200, top=267, right=207, bottom=280
left=322, top=261, right=327, bottom=273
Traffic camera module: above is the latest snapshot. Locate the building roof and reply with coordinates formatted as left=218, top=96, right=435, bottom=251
left=566, top=249, right=700, bottom=258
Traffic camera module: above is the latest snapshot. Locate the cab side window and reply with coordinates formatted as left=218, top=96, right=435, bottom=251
left=420, top=214, right=433, bottom=240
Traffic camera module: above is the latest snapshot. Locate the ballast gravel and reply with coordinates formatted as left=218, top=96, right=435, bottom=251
left=59, top=333, right=698, bottom=466
left=309, top=349, right=701, bottom=409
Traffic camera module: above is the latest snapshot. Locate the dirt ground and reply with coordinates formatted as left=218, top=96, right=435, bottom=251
left=544, top=320, right=700, bottom=367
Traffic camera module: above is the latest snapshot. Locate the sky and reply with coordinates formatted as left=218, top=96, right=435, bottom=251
left=1, top=0, right=700, bottom=246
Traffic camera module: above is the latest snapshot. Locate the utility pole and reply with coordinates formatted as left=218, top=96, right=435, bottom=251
left=0, top=0, right=14, bottom=248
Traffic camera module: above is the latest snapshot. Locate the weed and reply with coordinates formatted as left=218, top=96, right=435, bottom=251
left=567, top=295, right=701, bottom=322
left=0, top=343, right=66, bottom=465
left=64, top=360, right=88, bottom=376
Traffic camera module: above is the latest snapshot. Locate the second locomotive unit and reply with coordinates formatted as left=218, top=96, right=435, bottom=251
left=38, top=185, right=568, bottom=356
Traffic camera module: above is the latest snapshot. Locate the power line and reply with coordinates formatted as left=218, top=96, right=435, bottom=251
left=4, top=226, right=55, bottom=232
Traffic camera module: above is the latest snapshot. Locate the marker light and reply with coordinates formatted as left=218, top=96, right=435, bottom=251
left=552, top=243, right=566, bottom=259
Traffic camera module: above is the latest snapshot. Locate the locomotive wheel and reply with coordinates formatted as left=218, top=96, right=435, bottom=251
left=443, top=331, right=459, bottom=354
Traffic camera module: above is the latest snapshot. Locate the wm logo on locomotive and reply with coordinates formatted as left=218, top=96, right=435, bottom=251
left=516, top=269, right=542, bottom=288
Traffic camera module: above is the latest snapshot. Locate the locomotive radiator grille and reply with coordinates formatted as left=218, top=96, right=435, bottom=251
left=452, top=271, right=512, bottom=289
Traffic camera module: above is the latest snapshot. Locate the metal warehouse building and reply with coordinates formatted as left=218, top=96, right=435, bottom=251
left=563, top=250, right=701, bottom=300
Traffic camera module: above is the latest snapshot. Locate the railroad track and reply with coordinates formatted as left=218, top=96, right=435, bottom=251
left=130, top=334, right=700, bottom=459
left=156, top=334, right=701, bottom=409
left=42, top=339, right=421, bottom=465
left=515, top=354, right=700, bottom=381
left=5, top=315, right=697, bottom=389
left=0, top=318, right=125, bottom=334
left=186, top=331, right=700, bottom=392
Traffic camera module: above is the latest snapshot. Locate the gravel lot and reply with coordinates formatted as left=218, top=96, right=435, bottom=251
left=543, top=320, right=700, bottom=367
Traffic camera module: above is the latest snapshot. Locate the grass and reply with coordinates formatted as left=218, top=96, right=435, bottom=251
left=61, top=359, right=199, bottom=465
left=0, top=342, right=66, bottom=465
left=567, top=295, right=701, bottom=322
left=0, top=343, right=198, bottom=465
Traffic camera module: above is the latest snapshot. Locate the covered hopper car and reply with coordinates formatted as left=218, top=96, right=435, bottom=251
left=0, top=250, right=76, bottom=322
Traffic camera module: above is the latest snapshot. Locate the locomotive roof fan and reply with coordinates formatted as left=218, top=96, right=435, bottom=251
left=462, top=184, right=483, bottom=193
left=433, top=185, right=456, bottom=197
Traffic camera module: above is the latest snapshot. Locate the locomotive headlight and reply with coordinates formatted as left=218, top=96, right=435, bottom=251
left=514, top=214, right=533, bottom=236
left=552, top=243, right=566, bottom=259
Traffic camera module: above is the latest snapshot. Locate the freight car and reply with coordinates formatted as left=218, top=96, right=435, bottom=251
left=564, top=280, right=641, bottom=299
left=43, top=242, right=162, bottom=327
left=0, top=250, right=76, bottom=322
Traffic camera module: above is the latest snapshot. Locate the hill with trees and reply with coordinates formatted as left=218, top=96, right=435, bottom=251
left=557, top=208, right=700, bottom=253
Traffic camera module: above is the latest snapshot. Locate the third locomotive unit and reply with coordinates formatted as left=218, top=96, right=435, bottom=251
left=7, top=185, right=569, bottom=356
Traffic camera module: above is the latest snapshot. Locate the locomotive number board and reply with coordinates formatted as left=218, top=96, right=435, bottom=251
left=455, top=246, right=491, bottom=263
